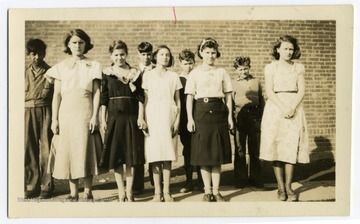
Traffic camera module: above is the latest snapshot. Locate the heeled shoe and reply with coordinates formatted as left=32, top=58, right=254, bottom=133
left=202, top=193, right=213, bottom=202
left=213, top=193, right=226, bottom=202
left=277, top=190, right=287, bottom=201
left=65, top=195, right=79, bottom=202
left=119, top=195, right=127, bottom=202
left=127, top=195, right=135, bottom=202
left=286, top=189, right=298, bottom=202
left=82, top=192, right=94, bottom=202
left=163, top=193, right=174, bottom=202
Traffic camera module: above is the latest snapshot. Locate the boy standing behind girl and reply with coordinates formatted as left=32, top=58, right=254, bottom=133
left=178, top=49, right=203, bottom=193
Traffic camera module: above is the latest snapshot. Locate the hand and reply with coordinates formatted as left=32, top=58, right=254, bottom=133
left=171, top=126, right=179, bottom=138
left=187, top=119, right=195, bottom=133
left=137, top=118, right=148, bottom=130
left=101, top=121, right=107, bottom=133
left=51, top=120, right=59, bottom=135
left=284, top=107, right=296, bottom=119
left=89, top=116, right=98, bottom=134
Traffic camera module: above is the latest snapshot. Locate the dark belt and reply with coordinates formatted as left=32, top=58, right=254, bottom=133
left=274, top=91, right=298, bottom=93
left=196, top=97, right=223, bottom=103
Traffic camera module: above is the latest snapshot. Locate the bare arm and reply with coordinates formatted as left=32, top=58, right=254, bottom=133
left=172, top=90, right=181, bottom=137
left=225, top=92, right=234, bottom=130
left=291, top=74, right=306, bottom=110
left=101, top=105, right=107, bottom=132
left=138, top=89, right=149, bottom=136
left=89, top=79, right=100, bottom=133
left=186, top=94, right=195, bottom=132
left=51, top=80, right=61, bottom=135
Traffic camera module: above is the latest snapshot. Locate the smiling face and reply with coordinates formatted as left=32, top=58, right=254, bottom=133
left=200, top=47, right=217, bottom=65
left=67, top=35, right=86, bottom=57
left=277, top=41, right=294, bottom=61
left=111, top=49, right=127, bottom=67
left=156, top=48, right=171, bottom=67
left=236, top=65, right=250, bottom=78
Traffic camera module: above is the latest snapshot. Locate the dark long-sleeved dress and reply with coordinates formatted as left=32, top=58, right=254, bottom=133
left=99, top=66, right=145, bottom=170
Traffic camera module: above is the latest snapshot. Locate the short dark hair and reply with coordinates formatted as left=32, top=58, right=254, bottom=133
left=179, top=49, right=195, bottom=62
left=272, top=35, right=301, bottom=60
left=233, top=56, right=251, bottom=69
left=137, top=42, right=153, bottom=53
left=63, top=29, right=94, bottom=55
left=109, top=40, right=128, bottom=54
left=197, top=37, right=221, bottom=59
left=26, top=38, right=47, bottom=55
left=151, top=45, right=175, bottom=67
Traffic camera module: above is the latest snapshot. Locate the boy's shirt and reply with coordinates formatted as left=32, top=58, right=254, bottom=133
left=232, top=74, right=264, bottom=114
left=25, top=61, right=53, bottom=107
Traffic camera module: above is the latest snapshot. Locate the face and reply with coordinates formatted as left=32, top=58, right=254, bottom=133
left=236, top=65, right=250, bottom=78
left=111, top=49, right=127, bottom=67
left=67, top=35, right=86, bottom=56
left=277, top=41, right=294, bottom=61
left=179, top=59, right=195, bottom=74
left=28, top=51, right=45, bottom=66
left=200, top=47, right=217, bottom=65
left=156, top=48, right=171, bottom=66
left=138, top=51, right=152, bottom=66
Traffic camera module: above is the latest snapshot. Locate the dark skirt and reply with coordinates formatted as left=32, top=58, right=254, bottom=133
left=190, top=98, right=232, bottom=166
left=99, top=98, right=145, bottom=170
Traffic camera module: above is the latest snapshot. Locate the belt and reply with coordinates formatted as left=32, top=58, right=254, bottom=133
left=274, top=91, right=298, bottom=93
left=196, top=97, right=223, bottom=103
left=109, top=96, right=135, bottom=100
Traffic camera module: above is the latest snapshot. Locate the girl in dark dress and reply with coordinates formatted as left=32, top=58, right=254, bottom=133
left=100, top=40, right=145, bottom=202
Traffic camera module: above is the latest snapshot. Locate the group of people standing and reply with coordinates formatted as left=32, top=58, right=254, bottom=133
left=24, top=28, right=309, bottom=203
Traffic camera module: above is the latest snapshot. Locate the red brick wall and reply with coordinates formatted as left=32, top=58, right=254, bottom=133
left=25, top=20, right=336, bottom=161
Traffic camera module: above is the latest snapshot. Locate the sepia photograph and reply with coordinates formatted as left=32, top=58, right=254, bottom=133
left=6, top=2, right=356, bottom=221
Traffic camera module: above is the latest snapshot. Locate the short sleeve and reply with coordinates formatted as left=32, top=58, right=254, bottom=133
left=184, top=72, right=196, bottom=95
left=222, top=69, right=232, bottom=93
left=141, top=71, right=149, bottom=90
left=297, top=63, right=305, bottom=76
left=90, top=61, right=102, bottom=80
left=264, top=63, right=274, bottom=78
left=175, top=74, right=183, bottom=90
left=44, top=63, right=61, bottom=84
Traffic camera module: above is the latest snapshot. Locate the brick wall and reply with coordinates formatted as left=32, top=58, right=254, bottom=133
left=25, top=20, right=336, bottom=161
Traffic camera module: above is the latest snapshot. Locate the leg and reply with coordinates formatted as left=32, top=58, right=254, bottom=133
left=148, top=163, right=154, bottom=186
left=83, top=175, right=93, bottom=200
left=24, top=108, right=40, bottom=198
left=162, top=161, right=174, bottom=202
left=151, top=162, right=162, bottom=202
left=247, top=118, right=264, bottom=188
left=68, top=179, right=79, bottom=199
left=132, top=164, right=144, bottom=194
left=200, top=166, right=212, bottom=202
left=39, top=107, right=54, bottom=198
left=125, top=165, right=134, bottom=201
left=196, top=166, right=204, bottom=191
left=284, top=163, right=297, bottom=201
left=234, top=110, right=248, bottom=187
left=180, top=133, right=193, bottom=193
left=273, top=161, right=286, bottom=201
left=211, top=165, right=225, bottom=202
left=115, top=165, right=126, bottom=201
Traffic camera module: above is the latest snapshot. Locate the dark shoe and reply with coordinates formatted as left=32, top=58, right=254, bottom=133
left=213, top=193, right=226, bottom=202
left=277, top=190, right=287, bottom=201
left=180, top=183, right=193, bottom=193
left=82, top=192, right=94, bottom=202
left=119, top=195, right=127, bottom=202
left=24, top=190, right=39, bottom=199
left=286, top=190, right=298, bottom=202
left=128, top=195, right=135, bottom=202
left=65, top=195, right=79, bottom=202
left=248, top=179, right=265, bottom=189
left=38, top=190, right=53, bottom=199
left=202, top=194, right=213, bottom=202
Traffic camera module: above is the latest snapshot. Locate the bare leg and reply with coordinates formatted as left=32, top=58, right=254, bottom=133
left=115, top=165, right=126, bottom=200
left=273, top=161, right=285, bottom=191
left=162, top=161, right=172, bottom=194
left=200, top=166, right=212, bottom=194
left=125, top=165, right=134, bottom=197
left=152, top=162, right=162, bottom=195
left=211, top=165, right=221, bottom=195
left=69, top=179, right=79, bottom=197
left=284, top=163, right=294, bottom=191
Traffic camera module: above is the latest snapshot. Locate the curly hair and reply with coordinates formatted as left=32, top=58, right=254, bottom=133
left=179, top=49, right=195, bottom=62
left=233, top=56, right=251, bottom=69
left=63, top=29, right=94, bottom=55
left=26, top=38, right=47, bottom=55
left=197, top=37, right=221, bottom=59
left=272, top=35, right=301, bottom=60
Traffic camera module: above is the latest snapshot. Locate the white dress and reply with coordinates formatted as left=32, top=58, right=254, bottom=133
left=260, top=61, right=309, bottom=164
left=45, top=57, right=103, bottom=179
left=142, top=69, right=182, bottom=163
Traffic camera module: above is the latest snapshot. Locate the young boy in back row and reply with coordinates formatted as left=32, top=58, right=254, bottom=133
left=24, top=39, right=54, bottom=199
left=178, top=49, right=203, bottom=193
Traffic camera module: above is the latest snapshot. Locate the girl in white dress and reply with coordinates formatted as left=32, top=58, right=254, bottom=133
left=46, top=29, right=102, bottom=201
left=260, top=35, right=309, bottom=202
left=139, top=45, right=182, bottom=202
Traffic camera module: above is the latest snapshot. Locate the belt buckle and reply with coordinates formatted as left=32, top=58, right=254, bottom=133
left=203, top=97, right=209, bottom=103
